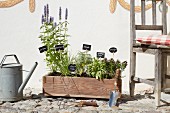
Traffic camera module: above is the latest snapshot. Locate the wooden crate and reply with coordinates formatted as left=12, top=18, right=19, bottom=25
left=43, top=76, right=121, bottom=99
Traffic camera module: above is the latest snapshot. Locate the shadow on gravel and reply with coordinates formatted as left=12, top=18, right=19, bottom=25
left=119, top=94, right=148, bottom=102
left=23, top=93, right=150, bottom=107
left=22, top=92, right=170, bottom=108
left=117, top=93, right=170, bottom=107
left=147, top=94, right=170, bottom=107
left=22, top=93, right=150, bottom=103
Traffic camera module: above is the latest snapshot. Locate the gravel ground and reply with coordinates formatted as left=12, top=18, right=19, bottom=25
left=0, top=87, right=169, bottom=113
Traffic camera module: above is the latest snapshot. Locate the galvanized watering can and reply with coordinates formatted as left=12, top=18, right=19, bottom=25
left=0, top=54, right=38, bottom=101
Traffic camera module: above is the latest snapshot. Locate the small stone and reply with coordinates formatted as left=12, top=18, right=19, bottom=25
left=81, top=106, right=97, bottom=111
left=24, top=87, right=32, bottom=96
left=31, top=111, right=38, bottom=113
left=48, top=109, right=59, bottom=113
left=63, top=99, right=68, bottom=103
left=35, top=99, right=41, bottom=103
left=66, top=102, right=74, bottom=106
left=48, top=98, right=55, bottom=102
left=97, top=105, right=112, bottom=111
left=66, top=106, right=81, bottom=112
left=59, top=104, right=65, bottom=109
left=2, top=102, right=11, bottom=107
left=68, top=99, right=76, bottom=102
left=31, top=94, right=41, bottom=99
left=96, top=101, right=106, bottom=106
left=51, top=104, right=60, bottom=109
left=42, top=98, right=53, bottom=102
left=99, top=111, right=113, bottom=113
left=17, top=108, right=26, bottom=113
left=35, top=104, right=41, bottom=108
left=0, top=101, right=4, bottom=105
left=38, top=93, right=46, bottom=98
left=111, top=106, right=121, bottom=110
left=77, top=110, right=99, bottom=113
left=57, top=98, right=64, bottom=101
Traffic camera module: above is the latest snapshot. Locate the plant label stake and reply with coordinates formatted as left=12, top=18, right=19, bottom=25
left=109, top=47, right=117, bottom=58
left=55, top=44, right=64, bottom=51
left=39, top=46, right=47, bottom=53
left=97, top=52, right=105, bottom=58
left=68, top=64, right=76, bottom=72
left=82, top=44, right=91, bottom=51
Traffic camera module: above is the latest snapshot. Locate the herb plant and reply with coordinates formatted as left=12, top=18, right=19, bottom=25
left=38, top=5, right=128, bottom=79
left=39, top=4, right=70, bottom=75
left=75, top=51, right=92, bottom=76
left=87, top=58, right=106, bottom=79
left=87, top=58, right=127, bottom=80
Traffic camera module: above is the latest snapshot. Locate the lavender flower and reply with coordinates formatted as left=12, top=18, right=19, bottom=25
left=46, top=19, right=50, bottom=24
left=50, top=16, right=54, bottom=23
left=44, top=5, right=46, bottom=17
left=53, top=22, right=57, bottom=27
left=41, top=14, right=45, bottom=24
left=59, top=7, right=62, bottom=20
left=65, top=8, right=68, bottom=20
left=46, top=4, right=49, bottom=20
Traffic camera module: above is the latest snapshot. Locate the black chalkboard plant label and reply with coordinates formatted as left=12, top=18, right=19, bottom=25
left=97, top=52, right=105, bottom=58
left=109, top=47, right=117, bottom=53
left=68, top=64, right=76, bottom=72
left=39, top=46, right=48, bottom=53
left=82, top=44, right=91, bottom=51
left=55, top=44, right=64, bottom=51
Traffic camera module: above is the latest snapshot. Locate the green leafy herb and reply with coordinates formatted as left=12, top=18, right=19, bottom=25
left=39, top=5, right=71, bottom=76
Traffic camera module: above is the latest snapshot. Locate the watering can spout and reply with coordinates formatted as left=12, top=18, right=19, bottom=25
left=18, top=62, right=38, bottom=94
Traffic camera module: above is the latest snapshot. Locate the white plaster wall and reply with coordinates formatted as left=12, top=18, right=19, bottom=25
left=0, top=0, right=170, bottom=93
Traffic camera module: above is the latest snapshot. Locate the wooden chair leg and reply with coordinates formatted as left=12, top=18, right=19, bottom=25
left=162, top=53, right=167, bottom=90
left=130, top=52, right=136, bottom=97
left=154, top=50, right=162, bottom=107
left=130, top=81, right=135, bottom=97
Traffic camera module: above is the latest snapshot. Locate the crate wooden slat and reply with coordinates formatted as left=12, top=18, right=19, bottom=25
left=43, top=76, right=121, bottom=99
left=135, top=25, right=163, bottom=30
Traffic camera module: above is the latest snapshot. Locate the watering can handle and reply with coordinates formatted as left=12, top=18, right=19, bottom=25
left=0, top=54, right=20, bottom=67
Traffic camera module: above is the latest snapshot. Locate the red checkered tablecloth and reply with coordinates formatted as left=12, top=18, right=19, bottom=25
left=136, top=35, right=170, bottom=46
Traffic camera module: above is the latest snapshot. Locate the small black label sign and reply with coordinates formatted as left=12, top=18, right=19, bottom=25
left=109, top=47, right=117, bottom=53
left=82, top=44, right=91, bottom=51
left=97, top=52, right=105, bottom=58
left=68, top=64, right=76, bottom=72
left=39, top=46, right=47, bottom=53
left=55, top=44, right=64, bottom=51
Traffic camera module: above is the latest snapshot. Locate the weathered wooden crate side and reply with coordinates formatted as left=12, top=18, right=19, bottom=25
left=43, top=76, right=121, bottom=99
